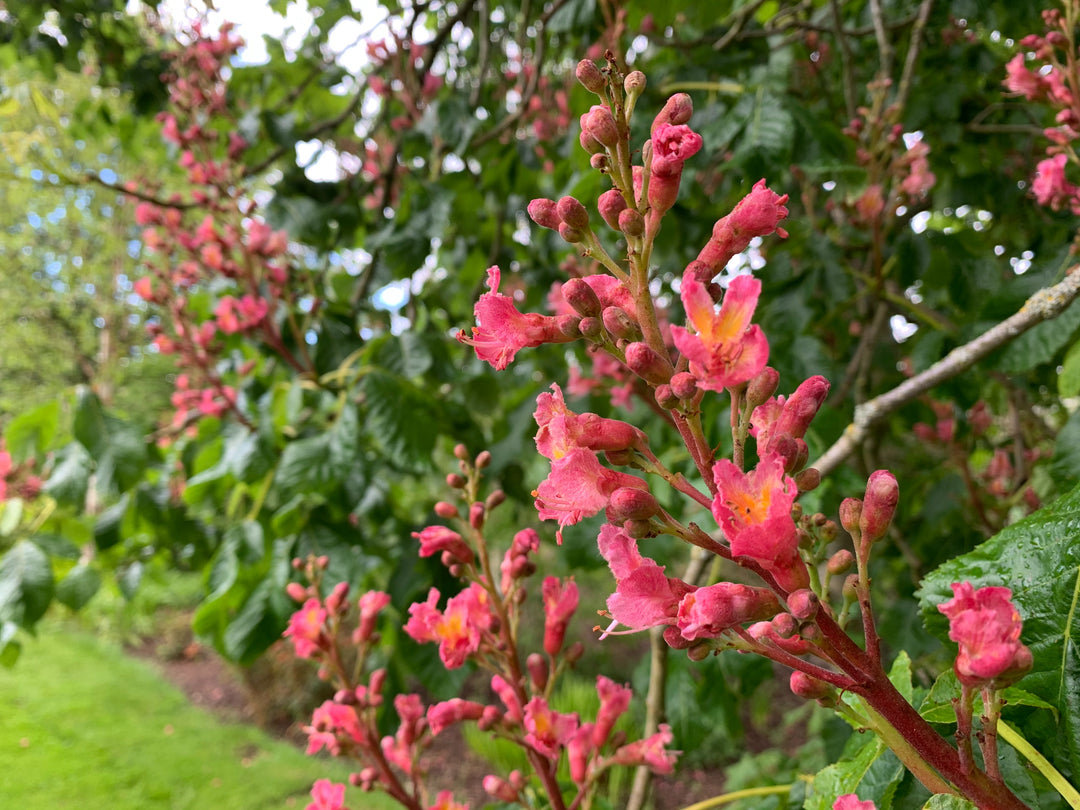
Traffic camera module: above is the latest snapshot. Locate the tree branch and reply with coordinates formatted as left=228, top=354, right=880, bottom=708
left=814, top=267, right=1080, bottom=476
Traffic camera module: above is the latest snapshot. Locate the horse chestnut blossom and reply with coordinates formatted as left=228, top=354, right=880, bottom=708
left=937, top=582, right=1033, bottom=688
left=284, top=597, right=328, bottom=658
left=457, top=266, right=575, bottom=369
left=670, top=273, right=769, bottom=391
left=711, top=453, right=808, bottom=592
left=403, top=583, right=493, bottom=668
left=833, top=795, right=876, bottom=810
left=306, top=779, right=347, bottom=810
left=690, top=179, right=790, bottom=282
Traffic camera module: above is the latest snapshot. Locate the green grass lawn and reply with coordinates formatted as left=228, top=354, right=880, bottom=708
left=0, top=621, right=396, bottom=810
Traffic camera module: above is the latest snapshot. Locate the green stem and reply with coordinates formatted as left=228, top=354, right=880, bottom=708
left=998, top=720, right=1080, bottom=809
left=678, top=783, right=793, bottom=810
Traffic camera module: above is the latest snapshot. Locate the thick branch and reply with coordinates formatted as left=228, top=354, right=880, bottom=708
left=814, top=267, right=1080, bottom=476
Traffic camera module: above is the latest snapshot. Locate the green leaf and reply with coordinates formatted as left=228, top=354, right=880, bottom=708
left=362, top=371, right=441, bottom=467
left=72, top=389, right=148, bottom=493
left=920, top=669, right=1057, bottom=724
left=922, top=796, right=976, bottom=810
left=44, top=442, right=92, bottom=506
left=116, top=561, right=143, bottom=601
left=55, top=564, right=102, bottom=611
left=888, top=650, right=915, bottom=703
left=93, top=493, right=129, bottom=551
left=0, top=498, right=23, bottom=537
left=0, top=620, right=20, bottom=667
left=0, top=541, right=54, bottom=628
left=997, top=297, right=1080, bottom=373
left=1060, top=340, right=1080, bottom=397
left=1051, top=409, right=1080, bottom=487
left=3, top=399, right=59, bottom=462
left=918, top=481, right=1080, bottom=778
left=805, top=736, right=886, bottom=810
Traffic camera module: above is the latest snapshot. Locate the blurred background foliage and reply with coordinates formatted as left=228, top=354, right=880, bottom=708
left=1, top=0, right=1079, bottom=804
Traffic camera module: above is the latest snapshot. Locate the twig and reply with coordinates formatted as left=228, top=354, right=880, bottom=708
left=813, top=267, right=1080, bottom=476
left=894, top=0, right=934, bottom=116
left=869, top=0, right=893, bottom=78
left=829, top=0, right=857, bottom=119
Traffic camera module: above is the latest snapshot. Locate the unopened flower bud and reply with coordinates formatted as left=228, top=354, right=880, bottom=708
left=651, top=93, right=693, bottom=135
left=787, top=589, right=819, bottom=620
left=579, top=129, right=605, bottom=155
left=839, top=498, right=862, bottom=535
left=558, top=222, right=585, bottom=243
left=771, top=435, right=800, bottom=471
left=527, top=198, right=560, bottom=230
left=687, top=642, right=711, bottom=662
left=791, top=439, right=809, bottom=473
left=565, top=641, right=585, bottom=663
left=800, top=622, right=820, bottom=641
left=557, top=196, right=591, bottom=230
left=820, top=520, right=838, bottom=542
left=771, top=612, right=798, bottom=638
left=860, top=470, right=898, bottom=543
left=618, top=208, right=645, bottom=237
left=562, top=277, right=603, bottom=317
left=486, top=490, right=506, bottom=510
left=842, top=573, right=859, bottom=601
left=479, top=705, right=502, bottom=731
left=622, top=518, right=656, bottom=538
left=454, top=443, right=470, bottom=460
left=670, top=372, right=697, bottom=400
left=662, top=625, right=694, bottom=649
left=557, top=314, right=582, bottom=337
left=790, top=671, right=833, bottom=701
left=579, top=316, right=603, bottom=339
left=624, top=341, right=673, bottom=385
left=476, top=451, right=492, bottom=468
left=590, top=153, right=609, bottom=171
left=286, top=582, right=308, bottom=602
left=797, top=528, right=813, bottom=549
left=598, top=189, right=628, bottom=230
left=624, top=70, right=646, bottom=96
left=511, top=557, right=536, bottom=579
left=607, top=487, right=660, bottom=522
left=602, top=306, right=642, bottom=341
left=604, top=448, right=635, bottom=465
left=469, top=502, right=485, bottom=529
left=746, top=367, right=780, bottom=408
left=655, top=384, right=679, bottom=409
left=584, top=105, right=620, bottom=147
left=434, top=501, right=459, bottom=518
left=794, top=467, right=820, bottom=492
left=527, top=653, right=548, bottom=691
left=827, top=549, right=854, bottom=575
left=484, top=774, right=520, bottom=803
left=576, top=59, right=606, bottom=93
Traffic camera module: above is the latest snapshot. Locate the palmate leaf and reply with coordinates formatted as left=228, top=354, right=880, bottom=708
left=918, top=481, right=1080, bottom=779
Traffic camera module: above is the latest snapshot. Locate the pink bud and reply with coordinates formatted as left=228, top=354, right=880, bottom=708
left=558, top=222, right=585, bottom=243
left=602, top=306, right=641, bottom=341
left=654, top=384, right=679, bottom=409
left=771, top=612, right=798, bottom=638
left=557, top=196, right=591, bottom=230
left=528, top=198, right=561, bottom=229
left=618, top=208, right=645, bottom=237
left=670, top=372, right=697, bottom=400
left=827, top=549, right=854, bottom=575
left=795, top=467, right=820, bottom=492
left=434, top=501, right=459, bottom=518
left=598, top=189, right=628, bottom=230
left=860, top=471, right=898, bottom=543
left=469, top=502, right=486, bottom=530
left=483, top=775, right=520, bottom=803
left=579, top=316, right=603, bottom=340
left=624, top=341, right=674, bottom=385
left=584, top=105, right=620, bottom=147
left=790, top=671, right=832, bottom=701
left=746, top=367, right=780, bottom=408
left=839, top=498, right=862, bottom=535
left=787, top=589, right=818, bottom=620
left=286, top=582, right=308, bottom=602
left=651, top=93, right=693, bottom=135
left=562, top=277, right=602, bottom=317
left=575, top=59, right=605, bottom=93
left=606, top=487, right=660, bottom=522
left=527, top=653, right=548, bottom=691
left=624, top=70, right=646, bottom=95
left=579, top=129, right=605, bottom=155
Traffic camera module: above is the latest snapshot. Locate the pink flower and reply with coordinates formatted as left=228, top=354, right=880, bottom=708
left=593, top=676, right=632, bottom=748
left=354, top=590, right=391, bottom=644
left=534, top=383, right=643, bottom=460
left=542, top=576, right=579, bottom=655
left=523, top=696, right=579, bottom=759
left=533, top=449, right=650, bottom=542
left=712, top=454, right=807, bottom=591
left=1003, top=54, right=1049, bottom=100
left=412, top=526, right=475, bottom=564
left=671, top=273, right=769, bottom=391
left=833, top=795, right=876, bottom=810
left=691, top=180, right=790, bottom=281
left=427, top=791, right=468, bottom=810
left=1033, top=153, right=1079, bottom=211
left=653, top=123, right=704, bottom=163
left=284, top=598, right=327, bottom=659
left=750, top=375, right=830, bottom=454
left=611, top=724, right=679, bottom=774
left=427, top=698, right=486, bottom=735
left=598, top=524, right=695, bottom=631
left=403, top=584, right=492, bottom=668
left=898, top=140, right=936, bottom=199
left=305, top=700, right=367, bottom=754
left=675, top=582, right=781, bottom=641
left=491, top=673, right=524, bottom=723
left=649, top=123, right=703, bottom=215
left=306, top=780, right=347, bottom=810
left=937, top=582, right=1033, bottom=687
left=457, top=266, right=573, bottom=369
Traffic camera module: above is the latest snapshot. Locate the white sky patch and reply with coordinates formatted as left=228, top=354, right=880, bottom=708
left=890, top=314, right=918, bottom=342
